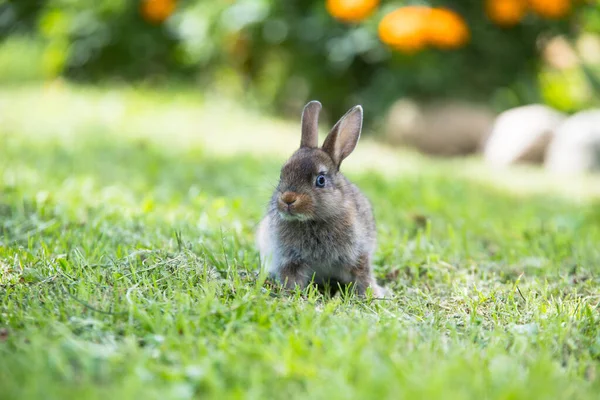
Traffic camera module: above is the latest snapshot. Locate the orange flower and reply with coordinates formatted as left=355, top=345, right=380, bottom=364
left=528, top=0, right=571, bottom=19
left=426, top=8, right=470, bottom=49
left=378, top=6, right=430, bottom=53
left=140, top=0, right=176, bottom=24
left=485, top=0, right=527, bottom=26
left=326, top=0, right=380, bottom=23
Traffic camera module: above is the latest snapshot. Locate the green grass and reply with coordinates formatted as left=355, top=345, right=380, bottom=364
left=1, top=84, right=600, bottom=400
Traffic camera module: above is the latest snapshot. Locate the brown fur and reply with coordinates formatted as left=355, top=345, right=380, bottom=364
left=257, top=101, right=385, bottom=297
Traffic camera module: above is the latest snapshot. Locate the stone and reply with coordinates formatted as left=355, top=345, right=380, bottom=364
left=483, top=104, right=566, bottom=167
left=385, top=99, right=495, bottom=157
left=545, top=110, right=600, bottom=175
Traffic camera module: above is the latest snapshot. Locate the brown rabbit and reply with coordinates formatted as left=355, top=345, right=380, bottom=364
left=257, top=101, right=385, bottom=297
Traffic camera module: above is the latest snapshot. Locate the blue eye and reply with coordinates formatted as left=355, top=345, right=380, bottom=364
left=315, top=174, right=326, bottom=188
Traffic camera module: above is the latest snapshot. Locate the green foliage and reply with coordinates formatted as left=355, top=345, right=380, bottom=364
left=0, top=1, right=599, bottom=120
left=0, top=36, right=46, bottom=82
left=237, top=1, right=558, bottom=118
left=1, top=85, right=600, bottom=399
left=37, top=0, right=184, bottom=79
left=0, top=0, right=600, bottom=116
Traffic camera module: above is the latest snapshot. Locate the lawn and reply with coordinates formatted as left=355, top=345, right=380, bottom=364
left=1, top=84, right=600, bottom=400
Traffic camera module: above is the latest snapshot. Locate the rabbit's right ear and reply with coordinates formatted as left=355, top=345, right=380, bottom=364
left=300, top=100, right=322, bottom=148
left=321, top=105, right=363, bottom=169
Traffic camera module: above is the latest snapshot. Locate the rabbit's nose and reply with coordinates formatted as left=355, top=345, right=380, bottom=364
left=281, top=192, right=297, bottom=205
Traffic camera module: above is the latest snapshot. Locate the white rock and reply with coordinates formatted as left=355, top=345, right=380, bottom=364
left=483, top=105, right=566, bottom=167
left=545, top=110, right=600, bottom=175
left=385, top=99, right=495, bottom=157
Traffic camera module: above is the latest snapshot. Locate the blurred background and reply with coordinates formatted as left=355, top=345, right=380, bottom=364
left=0, top=0, right=599, bottom=172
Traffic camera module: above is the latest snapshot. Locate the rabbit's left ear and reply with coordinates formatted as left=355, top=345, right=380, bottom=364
left=322, top=105, right=363, bottom=169
left=300, top=100, right=322, bottom=148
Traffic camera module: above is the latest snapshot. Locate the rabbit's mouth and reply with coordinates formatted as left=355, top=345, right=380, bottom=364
left=278, top=210, right=311, bottom=222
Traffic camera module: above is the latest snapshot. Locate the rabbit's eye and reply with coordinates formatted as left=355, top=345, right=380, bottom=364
left=315, top=174, right=326, bottom=188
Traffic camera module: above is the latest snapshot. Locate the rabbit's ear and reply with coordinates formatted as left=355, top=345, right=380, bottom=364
left=322, top=105, right=363, bottom=168
left=300, top=100, right=322, bottom=148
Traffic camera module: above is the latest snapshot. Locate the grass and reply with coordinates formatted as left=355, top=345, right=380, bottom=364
left=1, top=83, right=600, bottom=400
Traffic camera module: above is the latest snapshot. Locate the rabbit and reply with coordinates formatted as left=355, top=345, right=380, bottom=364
left=256, top=100, right=386, bottom=297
